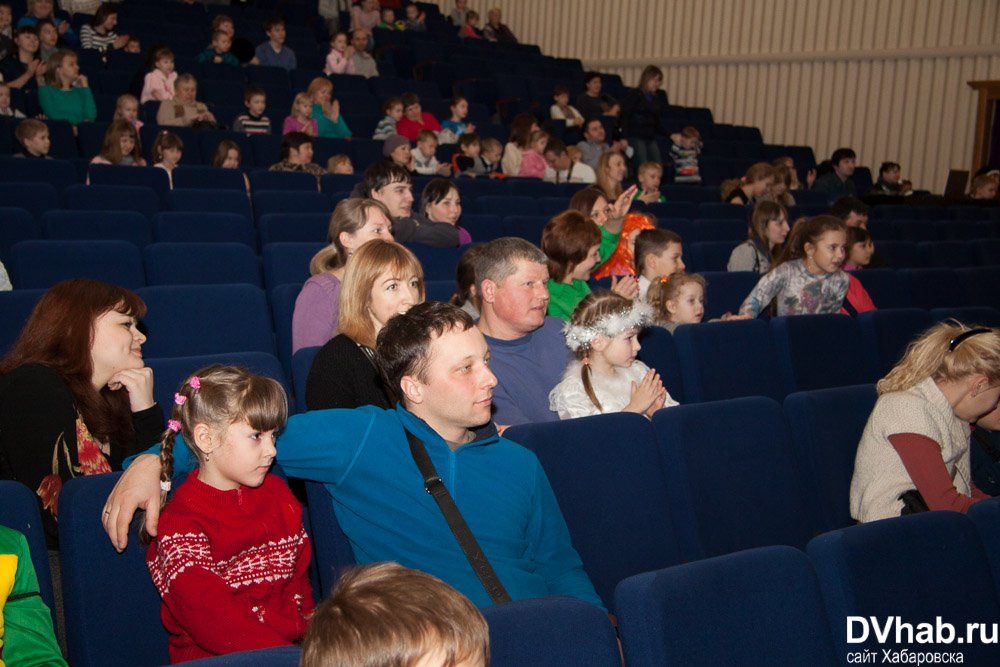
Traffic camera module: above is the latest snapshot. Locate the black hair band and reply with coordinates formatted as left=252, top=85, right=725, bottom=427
left=948, top=328, right=992, bottom=352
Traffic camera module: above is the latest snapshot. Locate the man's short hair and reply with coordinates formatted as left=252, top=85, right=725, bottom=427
left=15, top=118, right=46, bottom=144
left=543, top=138, right=566, bottom=156
left=830, top=147, right=857, bottom=166
left=243, top=85, right=265, bottom=104
left=301, top=562, right=489, bottom=667
left=458, top=132, right=480, bottom=149
left=13, top=25, right=38, bottom=38
left=280, top=131, right=312, bottom=159
left=473, top=236, right=547, bottom=289
left=583, top=71, right=601, bottom=85
left=830, top=196, right=869, bottom=220
left=583, top=117, right=603, bottom=134
left=634, top=228, right=682, bottom=272
left=879, top=161, right=900, bottom=175
left=362, top=161, right=411, bottom=197
left=263, top=16, right=284, bottom=32
left=376, top=301, right=475, bottom=400
left=401, top=92, right=420, bottom=109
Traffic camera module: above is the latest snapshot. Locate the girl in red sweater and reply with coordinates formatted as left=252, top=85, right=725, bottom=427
left=145, top=365, right=313, bottom=663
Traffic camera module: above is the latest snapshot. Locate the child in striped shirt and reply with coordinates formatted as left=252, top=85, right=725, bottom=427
left=233, top=86, right=271, bottom=135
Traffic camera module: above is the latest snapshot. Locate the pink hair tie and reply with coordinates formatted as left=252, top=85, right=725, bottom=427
left=188, top=376, right=201, bottom=390
left=167, top=419, right=182, bottom=433
left=160, top=480, right=172, bottom=492
left=173, top=393, right=187, bottom=406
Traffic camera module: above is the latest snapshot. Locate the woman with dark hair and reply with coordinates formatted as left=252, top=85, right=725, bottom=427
left=80, top=3, right=128, bottom=53
left=568, top=184, right=637, bottom=266
left=420, top=178, right=472, bottom=245
left=0, top=279, right=163, bottom=548
left=621, top=65, right=667, bottom=165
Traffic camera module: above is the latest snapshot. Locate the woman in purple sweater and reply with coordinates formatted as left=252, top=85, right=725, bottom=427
left=291, top=198, right=394, bottom=353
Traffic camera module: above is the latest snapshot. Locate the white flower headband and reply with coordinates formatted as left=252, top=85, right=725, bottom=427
left=563, top=300, right=653, bottom=351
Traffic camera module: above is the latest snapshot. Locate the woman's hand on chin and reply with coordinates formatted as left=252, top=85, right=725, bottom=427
left=108, top=367, right=156, bottom=412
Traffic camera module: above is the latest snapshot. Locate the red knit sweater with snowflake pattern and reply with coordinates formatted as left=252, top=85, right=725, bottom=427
left=146, top=471, right=314, bottom=663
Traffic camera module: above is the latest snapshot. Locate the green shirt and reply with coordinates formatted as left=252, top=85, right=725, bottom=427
left=312, top=103, right=352, bottom=138
left=0, top=526, right=66, bottom=667
left=546, top=279, right=591, bottom=321
left=598, top=225, right=620, bottom=264
left=37, top=85, right=96, bottom=126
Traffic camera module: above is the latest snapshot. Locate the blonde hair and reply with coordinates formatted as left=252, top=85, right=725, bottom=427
left=647, top=273, right=705, bottom=324
left=141, top=365, right=288, bottom=543
left=301, top=562, right=489, bottom=667
left=309, top=198, right=392, bottom=276
left=113, top=93, right=139, bottom=120
left=877, top=322, right=1000, bottom=396
left=596, top=151, right=625, bottom=201
left=306, top=77, right=333, bottom=99
left=338, top=240, right=425, bottom=349
left=568, top=291, right=637, bottom=412
left=291, top=92, right=312, bottom=116
left=721, top=162, right=776, bottom=201
left=638, top=161, right=662, bottom=177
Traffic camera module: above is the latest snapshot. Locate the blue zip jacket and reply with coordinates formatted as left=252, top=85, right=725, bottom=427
left=129, top=404, right=602, bottom=609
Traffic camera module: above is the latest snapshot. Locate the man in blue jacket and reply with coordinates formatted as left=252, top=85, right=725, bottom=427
left=102, top=302, right=602, bottom=610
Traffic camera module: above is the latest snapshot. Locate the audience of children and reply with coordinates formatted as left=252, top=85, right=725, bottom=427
left=549, top=84, right=584, bottom=128
left=156, top=74, right=216, bottom=128
left=307, top=77, right=351, bottom=138
left=13, top=117, right=50, bottom=158
left=851, top=323, right=1000, bottom=522
left=567, top=184, right=638, bottom=267
left=232, top=86, right=271, bottom=135
left=283, top=92, right=318, bottom=136
left=454, top=132, right=490, bottom=176
left=542, top=210, right=603, bottom=321
left=633, top=228, right=685, bottom=300
left=412, top=129, right=451, bottom=176
left=549, top=291, right=676, bottom=419
left=17, top=0, right=77, bottom=47
left=592, top=212, right=657, bottom=280
left=38, top=48, right=95, bottom=127
left=842, top=225, right=875, bottom=271
left=212, top=140, right=242, bottom=169
left=483, top=7, right=518, bottom=43
left=481, top=136, right=503, bottom=174
left=764, top=163, right=796, bottom=207
left=211, top=14, right=254, bottom=64
left=576, top=117, right=613, bottom=170
left=254, top=16, right=296, bottom=70
left=721, top=162, right=776, bottom=205
left=90, top=118, right=144, bottom=165
left=269, top=131, right=324, bottom=180
left=969, top=173, right=998, bottom=201
left=196, top=29, right=239, bottom=67
left=517, top=129, right=549, bottom=178
left=140, top=46, right=176, bottom=104
left=576, top=71, right=605, bottom=120
left=145, top=365, right=313, bottom=663
left=420, top=178, right=471, bottom=244
left=377, top=8, right=405, bottom=31
left=373, top=96, right=403, bottom=140
left=633, top=161, right=666, bottom=203
left=595, top=150, right=627, bottom=203
left=440, top=95, right=475, bottom=139
left=739, top=215, right=849, bottom=318
left=151, top=130, right=182, bottom=188
left=647, top=272, right=749, bottom=332
left=542, top=139, right=596, bottom=184
left=395, top=92, right=442, bottom=142
left=727, top=201, right=790, bottom=273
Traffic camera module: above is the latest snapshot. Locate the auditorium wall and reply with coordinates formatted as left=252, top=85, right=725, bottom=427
left=434, top=0, right=1000, bottom=191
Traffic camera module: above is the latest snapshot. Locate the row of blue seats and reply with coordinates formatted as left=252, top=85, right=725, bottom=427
left=10, top=400, right=1000, bottom=665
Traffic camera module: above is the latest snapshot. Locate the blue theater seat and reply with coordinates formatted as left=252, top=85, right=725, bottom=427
left=10, top=239, right=145, bottom=290
left=968, top=500, right=1000, bottom=601
left=63, top=184, right=159, bottom=220
left=974, top=239, right=1000, bottom=266
left=849, top=269, right=911, bottom=309
left=250, top=134, right=282, bottom=167
left=153, top=212, right=256, bottom=247
left=458, top=214, right=505, bottom=243
left=642, top=201, right=698, bottom=220
left=808, top=512, right=1000, bottom=661
left=957, top=267, right=1000, bottom=310
left=698, top=271, right=756, bottom=319
left=930, top=307, right=1000, bottom=327
left=918, top=240, right=977, bottom=268
left=893, top=220, right=939, bottom=243
left=0, top=207, right=41, bottom=262
left=137, top=284, right=275, bottom=358
left=615, top=546, right=837, bottom=667
left=169, top=189, right=253, bottom=224
left=87, top=165, right=171, bottom=208
left=685, top=242, right=737, bottom=272
left=269, top=282, right=300, bottom=381
left=263, top=243, right=323, bottom=289
left=857, top=308, right=935, bottom=376
left=0, top=481, right=56, bottom=621
left=143, top=242, right=261, bottom=286
left=405, top=243, right=467, bottom=280
left=291, top=346, right=320, bottom=413
left=696, top=202, right=746, bottom=220
left=0, top=157, right=78, bottom=193
left=320, top=173, right=361, bottom=195
left=252, top=191, right=332, bottom=221
left=500, top=215, right=548, bottom=245
left=42, top=210, right=153, bottom=247
left=248, top=170, right=319, bottom=193
left=59, top=473, right=170, bottom=667
left=900, top=268, right=969, bottom=308
left=672, top=319, right=785, bottom=402
left=423, top=279, right=454, bottom=302
left=784, top=384, right=878, bottom=530
left=0, top=288, right=44, bottom=355
left=653, top=397, right=819, bottom=558
left=505, top=413, right=684, bottom=608
left=146, top=352, right=288, bottom=417
left=0, top=182, right=59, bottom=220
left=43, top=119, right=78, bottom=158
left=474, top=195, right=538, bottom=216
left=770, top=314, right=875, bottom=393
left=258, top=213, right=330, bottom=245
left=303, top=482, right=358, bottom=596
left=874, top=240, right=920, bottom=268
left=635, top=326, right=684, bottom=403
left=184, top=647, right=301, bottom=666
left=172, top=165, right=249, bottom=191
left=938, top=220, right=994, bottom=241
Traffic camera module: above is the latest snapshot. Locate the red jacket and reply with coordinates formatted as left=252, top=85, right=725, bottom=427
left=841, top=274, right=876, bottom=315
left=147, top=472, right=314, bottom=663
left=395, top=112, right=442, bottom=141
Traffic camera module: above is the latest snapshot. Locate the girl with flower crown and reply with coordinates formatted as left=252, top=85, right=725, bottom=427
left=548, top=291, right=678, bottom=419
left=145, top=365, right=313, bottom=663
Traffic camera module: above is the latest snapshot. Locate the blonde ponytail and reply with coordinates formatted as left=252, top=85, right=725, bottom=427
left=877, top=321, right=1000, bottom=396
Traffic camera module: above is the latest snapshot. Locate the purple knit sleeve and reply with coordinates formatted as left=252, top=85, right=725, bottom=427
left=291, top=275, right=341, bottom=354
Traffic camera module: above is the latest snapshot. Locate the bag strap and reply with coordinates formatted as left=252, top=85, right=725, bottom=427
left=841, top=295, right=858, bottom=318
left=406, top=429, right=512, bottom=604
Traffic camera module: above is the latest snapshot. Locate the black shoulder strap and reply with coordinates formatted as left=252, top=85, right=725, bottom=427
left=841, top=295, right=858, bottom=318
left=406, top=430, right=511, bottom=604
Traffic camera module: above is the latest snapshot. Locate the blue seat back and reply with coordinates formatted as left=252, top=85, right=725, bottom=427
left=153, top=212, right=256, bottom=247
left=615, top=546, right=837, bottom=667
left=63, top=184, right=159, bottom=220
left=42, top=210, right=153, bottom=248
left=0, top=481, right=56, bottom=621
left=783, top=384, right=877, bottom=530
left=143, top=242, right=262, bottom=287
left=0, top=182, right=59, bottom=220
left=406, top=243, right=467, bottom=280
left=303, top=482, right=358, bottom=596
left=59, top=473, right=169, bottom=667
left=0, top=158, right=78, bottom=193
left=172, top=165, right=249, bottom=191
left=0, top=288, right=44, bottom=355
left=253, top=191, right=331, bottom=222
left=857, top=308, right=935, bottom=377
left=901, top=268, right=969, bottom=308
left=248, top=170, right=319, bottom=192
left=169, top=189, right=253, bottom=223
left=263, top=243, right=323, bottom=290
left=506, top=413, right=684, bottom=609
left=269, top=282, right=300, bottom=381
left=258, top=213, right=330, bottom=245
left=474, top=195, right=538, bottom=216
left=10, top=239, right=145, bottom=290
left=635, top=326, right=684, bottom=403
left=672, top=319, right=785, bottom=402
left=0, top=206, right=42, bottom=262
left=699, top=270, right=756, bottom=319
left=968, top=500, right=1000, bottom=602
left=930, top=307, right=1000, bottom=328
left=849, top=269, right=911, bottom=308
left=291, top=346, right=320, bottom=413
left=770, top=314, right=874, bottom=393
left=138, top=284, right=275, bottom=357
left=87, top=165, right=171, bottom=208
left=652, top=397, right=819, bottom=559
left=958, top=267, right=1000, bottom=310
left=183, top=647, right=301, bottom=666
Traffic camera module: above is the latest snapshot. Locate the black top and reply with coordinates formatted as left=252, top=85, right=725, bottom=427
left=725, top=188, right=750, bottom=205
left=0, top=363, right=164, bottom=547
left=305, top=334, right=392, bottom=411
left=620, top=88, right=668, bottom=140
left=0, top=54, right=38, bottom=90
left=575, top=93, right=604, bottom=121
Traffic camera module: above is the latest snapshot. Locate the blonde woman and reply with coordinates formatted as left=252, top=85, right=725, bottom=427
left=304, top=240, right=425, bottom=410
left=851, top=323, right=1000, bottom=523
left=291, top=199, right=394, bottom=353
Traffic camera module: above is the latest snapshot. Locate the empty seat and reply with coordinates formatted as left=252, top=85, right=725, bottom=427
left=63, top=184, right=159, bottom=220
left=319, top=173, right=360, bottom=195
left=696, top=202, right=747, bottom=219
left=458, top=214, right=505, bottom=243
left=849, top=269, right=911, bottom=309
left=0, top=157, right=78, bottom=193
left=252, top=191, right=332, bottom=221
left=873, top=240, right=920, bottom=268
left=900, top=268, right=969, bottom=308
left=269, top=282, right=300, bottom=380
left=143, top=242, right=261, bottom=286
left=930, top=306, right=1000, bottom=327
left=405, top=243, right=466, bottom=280
left=10, top=240, right=145, bottom=290
left=968, top=500, right=1000, bottom=601
left=42, top=210, right=153, bottom=247
left=643, top=201, right=698, bottom=220
left=303, top=482, right=358, bottom=596
left=505, top=414, right=684, bottom=608
left=770, top=314, right=875, bottom=392
left=974, top=239, right=1000, bottom=266
left=784, top=384, right=878, bottom=530
left=653, top=397, right=820, bottom=558
left=146, top=352, right=288, bottom=417
left=673, top=319, right=785, bottom=402
left=87, top=165, right=171, bottom=208
left=473, top=195, right=538, bottom=216
left=635, top=326, right=685, bottom=403
left=0, top=182, right=59, bottom=220
left=262, top=243, right=323, bottom=289
left=918, top=240, right=977, bottom=268
left=938, top=220, right=993, bottom=241
left=248, top=170, right=319, bottom=193
left=258, top=213, right=330, bottom=245
left=137, top=284, right=275, bottom=357
left=0, top=481, right=56, bottom=619
left=958, top=267, right=1000, bottom=310
left=698, top=271, right=756, bottom=319
left=808, top=512, right=1000, bottom=660
left=616, top=546, right=837, bottom=667
left=172, top=165, right=249, bottom=191
left=153, top=212, right=256, bottom=247
left=59, top=473, right=169, bottom=666
left=500, top=215, right=547, bottom=245
left=169, top=189, right=253, bottom=223
left=0, top=206, right=41, bottom=263
left=0, top=288, right=44, bottom=355
left=857, top=308, right=935, bottom=376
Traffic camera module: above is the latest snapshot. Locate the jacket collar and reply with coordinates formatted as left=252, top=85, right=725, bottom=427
left=393, top=404, right=500, bottom=450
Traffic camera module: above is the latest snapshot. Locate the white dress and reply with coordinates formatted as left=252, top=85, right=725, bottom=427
left=548, top=359, right=679, bottom=419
